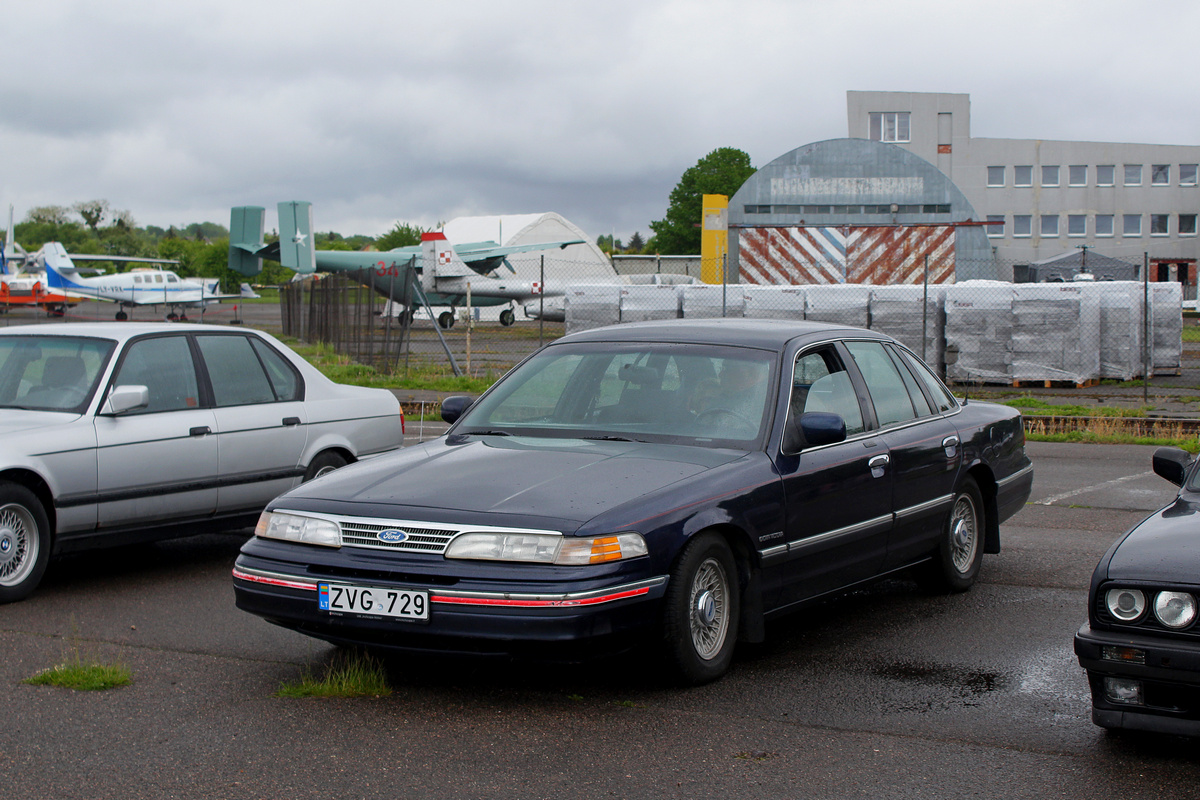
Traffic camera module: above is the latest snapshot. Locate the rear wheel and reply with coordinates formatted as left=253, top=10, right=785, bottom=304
left=918, top=476, right=984, bottom=592
left=0, top=483, right=51, bottom=604
left=304, top=451, right=348, bottom=481
left=662, top=532, right=739, bottom=685
left=499, top=309, right=516, bottom=326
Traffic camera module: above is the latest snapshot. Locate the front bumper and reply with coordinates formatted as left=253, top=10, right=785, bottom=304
left=233, top=550, right=669, bottom=659
left=1075, top=621, right=1200, bottom=735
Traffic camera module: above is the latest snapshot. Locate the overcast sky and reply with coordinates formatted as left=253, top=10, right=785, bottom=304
left=3, top=0, right=1197, bottom=244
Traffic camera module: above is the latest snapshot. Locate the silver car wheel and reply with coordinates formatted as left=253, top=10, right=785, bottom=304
left=949, top=492, right=980, bottom=575
left=0, top=502, right=38, bottom=589
left=689, top=556, right=730, bottom=661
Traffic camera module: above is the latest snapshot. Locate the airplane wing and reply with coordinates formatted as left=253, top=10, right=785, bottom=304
left=62, top=254, right=180, bottom=265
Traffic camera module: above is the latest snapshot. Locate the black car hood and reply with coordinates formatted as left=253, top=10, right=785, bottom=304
left=1108, top=496, right=1200, bottom=584
left=285, top=436, right=747, bottom=525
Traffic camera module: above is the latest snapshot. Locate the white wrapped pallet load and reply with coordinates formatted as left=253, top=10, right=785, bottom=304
left=1094, top=282, right=1145, bottom=380
left=1011, top=284, right=1100, bottom=384
left=619, top=284, right=682, bottom=323
left=1150, top=281, right=1183, bottom=374
left=681, top=284, right=745, bottom=318
left=805, top=284, right=871, bottom=328
left=564, top=285, right=621, bottom=334
left=742, top=286, right=806, bottom=320
left=868, top=284, right=946, bottom=367
left=943, top=282, right=1013, bottom=384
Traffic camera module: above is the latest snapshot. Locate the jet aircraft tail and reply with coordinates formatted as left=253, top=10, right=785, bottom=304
left=277, top=201, right=316, bottom=274
left=421, top=231, right=476, bottom=293
left=227, top=206, right=267, bottom=277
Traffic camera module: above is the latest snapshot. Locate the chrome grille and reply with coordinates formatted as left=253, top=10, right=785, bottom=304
left=339, top=520, right=457, bottom=554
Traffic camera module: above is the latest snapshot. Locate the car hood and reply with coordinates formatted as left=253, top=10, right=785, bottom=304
left=0, top=409, right=80, bottom=435
left=1108, top=496, right=1200, bottom=584
left=283, top=435, right=747, bottom=525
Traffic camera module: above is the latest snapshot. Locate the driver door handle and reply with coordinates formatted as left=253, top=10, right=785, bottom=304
left=189, top=426, right=211, bottom=437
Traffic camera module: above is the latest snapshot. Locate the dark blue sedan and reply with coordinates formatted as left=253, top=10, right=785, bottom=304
left=233, top=318, right=1033, bottom=684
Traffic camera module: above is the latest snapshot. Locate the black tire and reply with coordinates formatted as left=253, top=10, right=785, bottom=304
left=437, top=311, right=455, bottom=329
left=919, top=476, right=985, bottom=593
left=304, top=451, right=348, bottom=482
left=662, top=532, right=740, bottom=685
left=0, top=483, right=51, bottom=604
left=115, top=310, right=128, bottom=321
left=499, top=309, right=516, bottom=326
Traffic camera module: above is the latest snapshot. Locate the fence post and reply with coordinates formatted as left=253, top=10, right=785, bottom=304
left=1144, top=252, right=1150, bottom=403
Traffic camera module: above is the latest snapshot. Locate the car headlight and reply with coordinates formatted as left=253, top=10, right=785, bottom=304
left=1105, top=588, right=1146, bottom=621
left=255, top=511, right=342, bottom=548
left=1154, top=591, right=1198, bottom=629
left=444, top=531, right=648, bottom=565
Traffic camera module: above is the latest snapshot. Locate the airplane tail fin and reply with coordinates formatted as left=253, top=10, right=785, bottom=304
left=42, top=243, right=80, bottom=290
left=277, top=201, right=316, bottom=274
left=240, top=282, right=261, bottom=299
left=227, top=206, right=266, bottom=277
left=421, top=231, right=474, bottom=292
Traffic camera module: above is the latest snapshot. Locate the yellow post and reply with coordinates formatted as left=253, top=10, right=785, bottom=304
left=701, top=194, right=729, bottom=285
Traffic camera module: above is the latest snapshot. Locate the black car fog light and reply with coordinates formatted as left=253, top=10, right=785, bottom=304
left=1101, top=646, right=1146, bottom=665
left=1104, top=676, right=1144, bottom=705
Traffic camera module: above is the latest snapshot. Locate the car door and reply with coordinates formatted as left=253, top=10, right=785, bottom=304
left=768, top=344, right=893, bottom=610
left=94, top=334, right=219, bottom=527
left=194, top=333, right=309, bottom=513
left=842, top=340, right=962, bottom=571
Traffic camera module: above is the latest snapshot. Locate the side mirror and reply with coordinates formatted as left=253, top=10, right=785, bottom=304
left=1153, top=446, right=1192, bottom=488
left=799, top=412, right=847, bottom=447
left=102, top=385, right=149, bottom=416
left=441, top=395, right=474, bottom=424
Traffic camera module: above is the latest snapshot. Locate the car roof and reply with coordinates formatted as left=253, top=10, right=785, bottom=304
left=558, top=317, right=889, bottom=350
left=0, top=322, right=261, bottom=343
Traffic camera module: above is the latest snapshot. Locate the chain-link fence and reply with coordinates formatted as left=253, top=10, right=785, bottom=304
left=284, top=252, right=1188, bottom=388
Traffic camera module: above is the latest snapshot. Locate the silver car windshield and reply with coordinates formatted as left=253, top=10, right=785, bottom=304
left=455, top=342, right=777, bottom=447
left=0, top=336, right=116, bottom=412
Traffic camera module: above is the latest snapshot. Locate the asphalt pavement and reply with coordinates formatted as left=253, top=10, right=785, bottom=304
left=3, top=442, right=1200, bottom=800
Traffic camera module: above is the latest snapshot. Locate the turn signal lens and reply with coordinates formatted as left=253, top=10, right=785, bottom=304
left=255, top=512, right=341, bottom=548
left=556, top=533, right=648, bottom=565
left=1105, top=588, right=1146, bottom=622
left=1154, top=591, right=1198, bottom=629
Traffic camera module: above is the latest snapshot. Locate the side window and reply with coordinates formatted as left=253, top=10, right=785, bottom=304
left=844, top=341, right=917, bottom=427
left=250, top=339, right=302, bottom=401
left=786, top=347, right=864, bottom=445
left=112, top=336, right=200, bottom=413
left=196, top=335, right=276, bottom=407
left=896, top=349, right=958, bottom=413
left=884, top=345, right=933, bottom=417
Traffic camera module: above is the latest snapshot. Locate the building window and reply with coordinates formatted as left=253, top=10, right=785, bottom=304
left=869, top=112, right=910, bottom=143
left=1097, top=165, right=1115, bottom=186
left=1124, top=164, right=1143, bottom=186
left=1181, top=165, right=1198, bottom=186
left=1124, top=214, right=1142, bottom=236
left=1041, top=166, right=1060, bottom=187
left=987, top=166, right=1005, bottom=186
left=1013, top=215, right=1032, bottom=237
left=1040, top=215, right=1059, bottom=236
left=1068, top=165, right=1087, bottom=186
left=1151, top=214, right=1170, bottom=236
left=1152, top=164, right=1171, bottom=185
left=1014, top=166, right=1033, bottom=187
left=1096, top=215, right=1114, bottom=237
left=1068, top=215, right=1087, bottom=237
left=1181, top=214, right=1197, bottom=236
left=986, top=215, right=1005, bottom=237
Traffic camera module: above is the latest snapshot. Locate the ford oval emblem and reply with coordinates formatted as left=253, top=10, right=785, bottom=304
left=377, top=529, right=409, bottom=544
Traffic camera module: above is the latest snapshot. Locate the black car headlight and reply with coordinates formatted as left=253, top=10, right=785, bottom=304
left=1105, top=588, right=1146, bottom=622
left=1154, top=591, right=1198, bottom=629
left=444, top=531, right=648, bottom=565
left=255, top=511, right=342, bottom=548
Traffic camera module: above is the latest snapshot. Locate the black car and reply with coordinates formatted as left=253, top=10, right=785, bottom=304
left=1075, top=447, right=1200, bottom=734
left=234, top=318, right=1033, bottom=684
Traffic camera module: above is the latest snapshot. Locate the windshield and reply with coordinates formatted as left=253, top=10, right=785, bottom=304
left=0, top=335, right=116, bottom=412
left=454, top=341, right=777, bottom=447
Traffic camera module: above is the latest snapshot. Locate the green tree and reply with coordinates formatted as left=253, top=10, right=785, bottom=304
left=375, top=221, right=428, bottom=251
left=73, top=200, right=110, bottom=231
left=649, top=147, right=755, bottom=254
left=626, top=231, right=645, bottom=253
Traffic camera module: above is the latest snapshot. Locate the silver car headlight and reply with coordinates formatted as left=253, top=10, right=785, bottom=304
left=1105, top=588, right=1146, bottom=622
left=255, top=511, right=342, bottom=548
left=444, top=532, right=648, bottom=565
left=1154, top=591, right=1197, bottom=629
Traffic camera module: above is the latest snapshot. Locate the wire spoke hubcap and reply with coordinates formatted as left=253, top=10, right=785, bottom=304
left=688, top=557, right=729, bottom=661
left=949, top=494, right=979, bottom=573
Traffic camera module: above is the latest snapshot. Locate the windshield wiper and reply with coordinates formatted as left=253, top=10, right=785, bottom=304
left=464, top=429, right=512, bottom=437
left=582, top=434, right=642, bottom=443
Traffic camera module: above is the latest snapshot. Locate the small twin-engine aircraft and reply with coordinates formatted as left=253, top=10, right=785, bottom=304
left=227, top=202, right=583, bottom=328
left=43, top=244, right=251, bottom=320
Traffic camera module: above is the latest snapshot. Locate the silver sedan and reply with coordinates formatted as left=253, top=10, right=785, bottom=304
left=0, top=322, right=404, bottom=602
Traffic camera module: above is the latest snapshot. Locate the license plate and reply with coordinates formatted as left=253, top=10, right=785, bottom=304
left=318, top=582, right=428, bottom=621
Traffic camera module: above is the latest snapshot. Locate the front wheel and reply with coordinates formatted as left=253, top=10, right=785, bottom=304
left=437, top=311, right=456, bottom=329
left=0, top=483, right=52, bottom=604
left=662, top=532, right=740, bottom=685
left=499, top=309, right=516, bottom=326
left=918, top=476, right=984, bottom=593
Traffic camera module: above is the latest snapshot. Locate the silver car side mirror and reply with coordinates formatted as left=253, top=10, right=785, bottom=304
left=102, top=385, right=149, bottom=416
